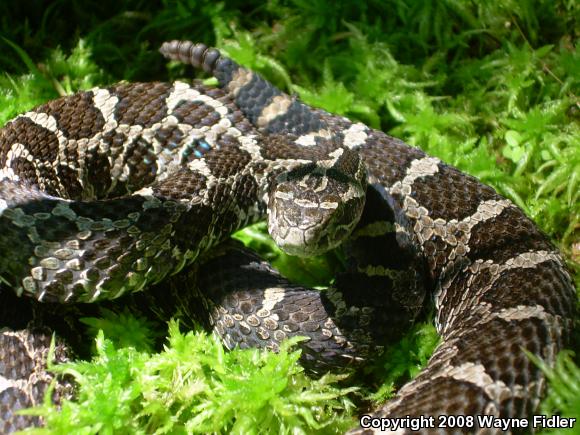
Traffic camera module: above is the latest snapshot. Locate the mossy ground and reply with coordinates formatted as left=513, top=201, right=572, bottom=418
left=0, top=1, right=578, bottom=433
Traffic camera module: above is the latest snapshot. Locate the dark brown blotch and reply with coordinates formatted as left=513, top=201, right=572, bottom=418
left=40, top=91, right=105, bottom=140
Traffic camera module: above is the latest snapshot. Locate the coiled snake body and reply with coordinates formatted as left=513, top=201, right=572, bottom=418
left=0, top=41, right=576, bottom=433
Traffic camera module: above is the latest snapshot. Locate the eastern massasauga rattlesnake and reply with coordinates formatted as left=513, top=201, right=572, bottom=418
left=0, top=41, right=576, bottom=433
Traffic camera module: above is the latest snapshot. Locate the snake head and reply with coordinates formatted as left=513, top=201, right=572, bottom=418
left=268, top=147, right=367, bottom=257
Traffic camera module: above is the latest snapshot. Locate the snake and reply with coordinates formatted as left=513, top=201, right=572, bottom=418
left=0, top=41, right=576, bottom=433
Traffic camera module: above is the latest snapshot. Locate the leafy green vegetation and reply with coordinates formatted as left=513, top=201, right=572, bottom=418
left=528, top=350, right=580, bottom=434
left=0, top=0, right=578, bottom=433
left=22, top=322, right=356, bottom=434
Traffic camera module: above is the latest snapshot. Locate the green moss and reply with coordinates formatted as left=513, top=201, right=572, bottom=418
left=22, top=322, right=356, bottom=434
left=1, top=1, right=578, bottom=432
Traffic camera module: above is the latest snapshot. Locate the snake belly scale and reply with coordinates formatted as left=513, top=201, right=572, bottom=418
left=0, top=40, right=576, bottom=433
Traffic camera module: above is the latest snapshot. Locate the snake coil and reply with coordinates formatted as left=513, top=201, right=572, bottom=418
left=0, top=41, right=575, bottom=433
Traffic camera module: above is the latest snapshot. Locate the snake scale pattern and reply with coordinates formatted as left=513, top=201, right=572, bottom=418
left=0, top=41, right=576, bottom=433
